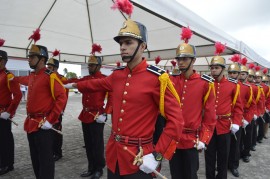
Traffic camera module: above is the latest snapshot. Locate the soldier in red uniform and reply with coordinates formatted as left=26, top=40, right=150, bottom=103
left=247, top=64, right=262, bottom=151
left=239, top=59, right=256, bottom=164
left=261, top=69, right=270, bottom=139
left=64, top=1, right=184, bottom=178
left=46, top=51, right=69, bottom=162
left=0, top=46, right=22, bottom=175
left=65, top=44, right=112, bottom=179
left=254, top=67, right=266, bottom=144
left=205, top=42, right=243, bottom=179
left=227, top=55, right=256, bottom=177
left=13, top=30, right=67, bottom=179
left=169, top=27, right=216, bottom=179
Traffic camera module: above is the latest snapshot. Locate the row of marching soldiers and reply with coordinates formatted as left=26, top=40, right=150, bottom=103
left=1, top=2, right=270, bottom=179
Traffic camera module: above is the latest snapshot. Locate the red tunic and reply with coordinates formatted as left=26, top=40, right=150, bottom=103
left=170, top=72, right=216, bottom=149
left=14, top=68, right=67, bottom=133
left=77, top=60, right=184, bottom=175
left=261, top=83, right=270, bottom=111
left=255, top=84, right=265, bottom=116
left=239, top=82, right=256, bottom=123
left=71, top=71, right=111, bottom=123
left=214, top=77, right=243, bottom=135
left=0, top=68, right=22, bottom=116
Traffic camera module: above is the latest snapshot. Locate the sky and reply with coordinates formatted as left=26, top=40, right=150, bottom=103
left=176, top=0, right=270, bottom=61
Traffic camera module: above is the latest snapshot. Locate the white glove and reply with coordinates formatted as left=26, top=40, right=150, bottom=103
left=194, top=141, right=205, bottom=150
left=139, top=153, right=159, bottom=174
left=231, top=124, right=240, bottom=134
left=266, top=109, right=269, bottom=113
left=96, top=114, right=107, bottom=123
left=41, top=120, right=52, bottom=130
left=242, top=119, right=249, bottom=128
left=63, top=83, right=75, bottom=89
left=0, top=112, right=10, bottom=120
left=254, top=115, right=258, bottom=120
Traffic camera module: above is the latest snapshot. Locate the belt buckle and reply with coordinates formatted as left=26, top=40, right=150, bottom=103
left=115, top=135, right=121, bottom=142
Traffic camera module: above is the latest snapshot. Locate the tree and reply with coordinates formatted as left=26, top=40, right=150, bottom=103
left=66, top=72, right=77, bottom=79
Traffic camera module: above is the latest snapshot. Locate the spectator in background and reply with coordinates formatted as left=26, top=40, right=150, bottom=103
left=20, top=84, right=27, bottom=101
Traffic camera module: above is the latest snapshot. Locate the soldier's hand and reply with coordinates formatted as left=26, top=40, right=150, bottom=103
left=253, top=114, right=258, bottom=120
left=96, top=114, right=107, bottom=123
left=0, top=112, right=10, bottom=120
left=41, top=120, right=52, bottom=130
left=231, top=124, right=240, bottom=134
left=242, top=119, right=249, bottom=128
left=139, top=153, right=159, bottom=174
left=63, top=83, right=76, bottom=89
left=194, top=141, right=205, bottom=150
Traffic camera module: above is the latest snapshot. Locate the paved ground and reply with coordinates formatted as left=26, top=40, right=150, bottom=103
left=2, top=93, right=270, bottom=179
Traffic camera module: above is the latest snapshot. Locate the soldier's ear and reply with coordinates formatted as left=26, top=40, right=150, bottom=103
left=140, top=42, right=147, bottom=51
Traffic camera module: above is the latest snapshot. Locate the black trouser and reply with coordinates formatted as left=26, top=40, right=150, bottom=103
left=251, top=119, right=257, bottom=147
left=82, top=122, right=105, bottom=172
left=241, top=121, right=253, bottom=157
left=0, top=119, right=14, bottom=168
left=53, top=114, right=63, bottom=157
left=228, top=128, right=242, bottom=169
left=169, top=148, right=199, bottom=179
left=257, top=116, right=265, bottom=141
left=107, top=162, right=152, bottom=179
left=27, top=130, right=54, bottom=179
left=205, top=130, right=231, bottom=179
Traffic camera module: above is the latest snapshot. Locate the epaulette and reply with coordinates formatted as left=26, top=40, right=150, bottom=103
left=201, top=74, right=214, bottom=83
left=45, top=69, right=53, bottom=75
left=5, top=70, right=10, bottom=75
left=228, top=77, right=238, bottom=84
left=243, top=82, right=251, bottom=87
left=112, top=66, right=125, bottom=71
left=255, top=84, right=262, bottom=87
left=147, top=65, right=166, bottom=76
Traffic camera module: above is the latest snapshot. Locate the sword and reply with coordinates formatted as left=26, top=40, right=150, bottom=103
left=30, top=118, right=63, bottom=135
left=8, top=118, right=18, bottom=126
left=93, top=112, right=112, bottom=128
left=260, top=116, right=266, bottom=123
left=123, top=146, right=168, bottom=179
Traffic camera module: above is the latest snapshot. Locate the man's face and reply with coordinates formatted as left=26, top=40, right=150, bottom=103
left=0, top=58, right=7, bottom=69
left=176, top=57, right=194, bottom=71
left=239, top=72, right=248, bottom=82
left=254, top=76, right=262, bottom=83
left=210, top=65, right=223, bottom=78
left=46, top=64, right=58, bottom=72
left=247, top=75, right=254, bottom=83
left=119, top=37, right=145, bottom=63
left=88, top=64, right=100, bottom=75
left=228, top=71, right=239, bottom=80
left=28, top=55, right=40, bottom=68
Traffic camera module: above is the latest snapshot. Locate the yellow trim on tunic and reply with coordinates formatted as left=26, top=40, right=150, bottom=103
left=159, top=73, right=181, bottom=118
left=232, top=84, right=240, bottom=108
left=246, top=86, right=253, bottom=108
left=6, top=73, right=14, bottom=91
left=50, top=73, right=65, bottom=100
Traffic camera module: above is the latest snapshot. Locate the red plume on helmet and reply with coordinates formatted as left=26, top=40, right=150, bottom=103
left=230, top=54, right=240, bottom=63
left=214, top=42, right=226, bottom=55
left=171, top=60, right=176, bottom=68
left=248, top=63, right=255, bottom=69
left=116, top=61, right=121, bottom=67
left=155, top=56, right=161, bottom=65
left=241, top=57, right=248, bottom=66
left=0, top=38, right=5, bottom=47
left=181, top=26, right=193, bottom=43
left=52, top=49, right=60, bottom=57
left=111, top=0, right=133, bottom=17
left=255, top=66, right=261, bottom=71
left=263, top=68, right=268, bottom=74
left=28, top=28, right=41, bottom=44
left=91, top=43, right=102, bottom=55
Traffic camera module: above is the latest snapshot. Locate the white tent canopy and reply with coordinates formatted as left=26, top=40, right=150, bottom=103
left=1, top=0, right=269, bottom=67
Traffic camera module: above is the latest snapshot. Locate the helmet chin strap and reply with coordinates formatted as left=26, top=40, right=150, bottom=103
left=212, top=67, right=225, bottom=79
left=30, top=56, right=42, bottom=70
left=179, top=58, right=193, bottom=73
left=122, top=41, right=142, bottom=63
